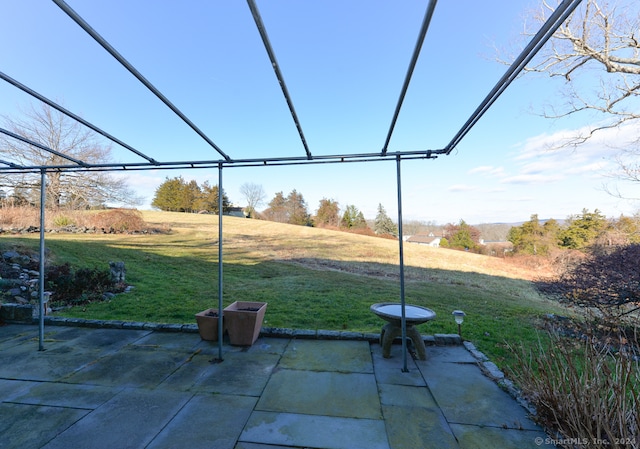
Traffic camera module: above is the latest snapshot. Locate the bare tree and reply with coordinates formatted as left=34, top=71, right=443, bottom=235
left=524, top=1, right=639, bottom=134
left=239, top=182, right=266, bottom=218
left=0, top=103, right=141, bottom=209
left=511, top=0, right=640, bottom=194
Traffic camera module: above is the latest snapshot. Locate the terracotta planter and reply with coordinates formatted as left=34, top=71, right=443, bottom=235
left=195, top=308, right=221, bottom=341
left=223, top=301, right=267, bottom=346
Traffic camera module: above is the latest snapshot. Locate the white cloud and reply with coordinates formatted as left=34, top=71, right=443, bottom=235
left=500, top=173, right=564, bottom=184
left=565, top=161, right=610, bottom=176
left=503, top=123, right=639, bottom=186
left=468, top=165, right=505, bottom=177
left=447, top=184, right=476, bottom=192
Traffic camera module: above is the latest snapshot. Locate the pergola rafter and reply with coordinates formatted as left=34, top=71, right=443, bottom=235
left=0, top=70, right=159, bottom=165
left=52, top=0, right=232, bottom=162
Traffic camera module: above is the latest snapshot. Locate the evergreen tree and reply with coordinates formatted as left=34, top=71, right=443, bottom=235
left=315, top=198, right=340, bottom=227
left=263, top=189, right=310, bottom=225
left=181, top=180, right=201, bottom=213
left=558, top=209, right=608, bottom=250
left=354, top=211, right=367, bottom=229
left=507, top=214, right=558, bottom=255
left=196, top=181, right=230, bottom=213
left=374, top=203, right=398, bottom=237
left=341, top=205, right=358, bottom=228
left=286, top=189, right=310, bottom=226
left=264, top=191, right=288, bottom=223
left=152, top=177, right=229, bottom=213
left=152, top=176, right=185, bottom=211
left=444, top=220, right=480, bottom=251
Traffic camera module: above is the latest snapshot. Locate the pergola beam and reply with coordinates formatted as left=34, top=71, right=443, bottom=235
left=246, top=0, right=312, bottom=160
left=0, top=127, right=89, bottom=167
left=52, top=0, right=232, bottom=162
left=443, top=0, right=584, bottom=155
left=0, top=70, right=159, bottom=165
left=0, top=148, right=442, bottom=174
left=381, top=0, right=438, bottom=156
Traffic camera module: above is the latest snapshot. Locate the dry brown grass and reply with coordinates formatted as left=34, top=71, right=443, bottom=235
left=509, top=332, right=639, bottom=449
left=0, top=207, right=552, bottom=281
left=0, top=205, right=41, bottom=228
left=0, top=206, right=159, bottom=233
left=140, top=210, right=553, bottom=282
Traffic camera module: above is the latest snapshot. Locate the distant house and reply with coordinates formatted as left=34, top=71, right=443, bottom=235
left=226, top=206, right=246, bottom=218
left=406, top=233, right=441, bottom=247
left=480, top=240, right=514, bottom=256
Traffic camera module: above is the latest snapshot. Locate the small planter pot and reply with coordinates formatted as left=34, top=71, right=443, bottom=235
left=223, top=301, right=267, bottom=346
left=195, top=308, right=221, bottom=341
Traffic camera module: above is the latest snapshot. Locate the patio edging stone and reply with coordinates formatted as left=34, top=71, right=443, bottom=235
left=0, top=306, right=462, bottom=345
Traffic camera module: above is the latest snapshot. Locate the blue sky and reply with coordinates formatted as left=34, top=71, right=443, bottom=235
left=1, top=0, right=638, bottom=224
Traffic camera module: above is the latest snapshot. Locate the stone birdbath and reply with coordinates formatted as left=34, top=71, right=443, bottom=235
left=370, top=302, right=436, bottom=360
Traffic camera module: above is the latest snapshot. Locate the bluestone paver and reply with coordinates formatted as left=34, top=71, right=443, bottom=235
left=41, top=388, right=191, bottom=449
left=240, top=411, right=390, bottom=449
left=418, top=361, right=537, bottom=430
left=257, top=368, right=382, bottom=418
left=190, top=350, right=282, bottom=396
left=0, top=402, right=89, bottom=449
left=278, top=338, right=373, bottom=372
left=4, top=380, right=119, bottom=409
left=146, top=394, right=257, bottom=449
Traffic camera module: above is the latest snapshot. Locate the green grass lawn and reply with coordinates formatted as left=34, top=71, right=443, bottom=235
left=0, top=210, right=568, bottom=370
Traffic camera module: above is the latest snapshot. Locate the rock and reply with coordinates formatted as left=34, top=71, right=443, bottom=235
left=109, top=261, right=126, bottom=283
left=0, top=303, right=33, bottom=322
left=2, top=250, right=20, bottom=260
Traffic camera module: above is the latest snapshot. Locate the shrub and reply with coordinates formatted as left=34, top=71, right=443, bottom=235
left=45, top=263, right=125, bottom=306
left=508, top=332, right=639, bottom=449
left=87, top=209, right=147, bottom=232
left=52, top=215, right=74, bottom=227
left=535, top=244, right=640, bottom=327
left=0, top=206, right=39, bottom=228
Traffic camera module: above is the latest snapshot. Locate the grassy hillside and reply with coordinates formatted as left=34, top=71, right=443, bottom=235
left=0, top=210, right=567, bottom=367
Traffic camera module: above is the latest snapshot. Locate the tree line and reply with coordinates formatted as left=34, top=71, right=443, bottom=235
left=151, top=178, right=401, bottom=237
left=151, top=178, right=640, bottom=257
left=507, top=209, right=640, bottom=255
left=151, top=176, right=230, bottom=213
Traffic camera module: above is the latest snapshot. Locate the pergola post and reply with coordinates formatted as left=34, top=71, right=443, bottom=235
left=396, top=155, right=408, bottom=372
left=38, top=169, right=46, bottom=351
left=217, top=163, right=224, bottom=361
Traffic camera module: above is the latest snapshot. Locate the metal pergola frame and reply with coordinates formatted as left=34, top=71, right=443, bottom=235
left=0, top=0, right=584, bottom=371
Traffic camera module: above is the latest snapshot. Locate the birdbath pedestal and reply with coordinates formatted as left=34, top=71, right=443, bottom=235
left=370, top=303, right=436, bottom=360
